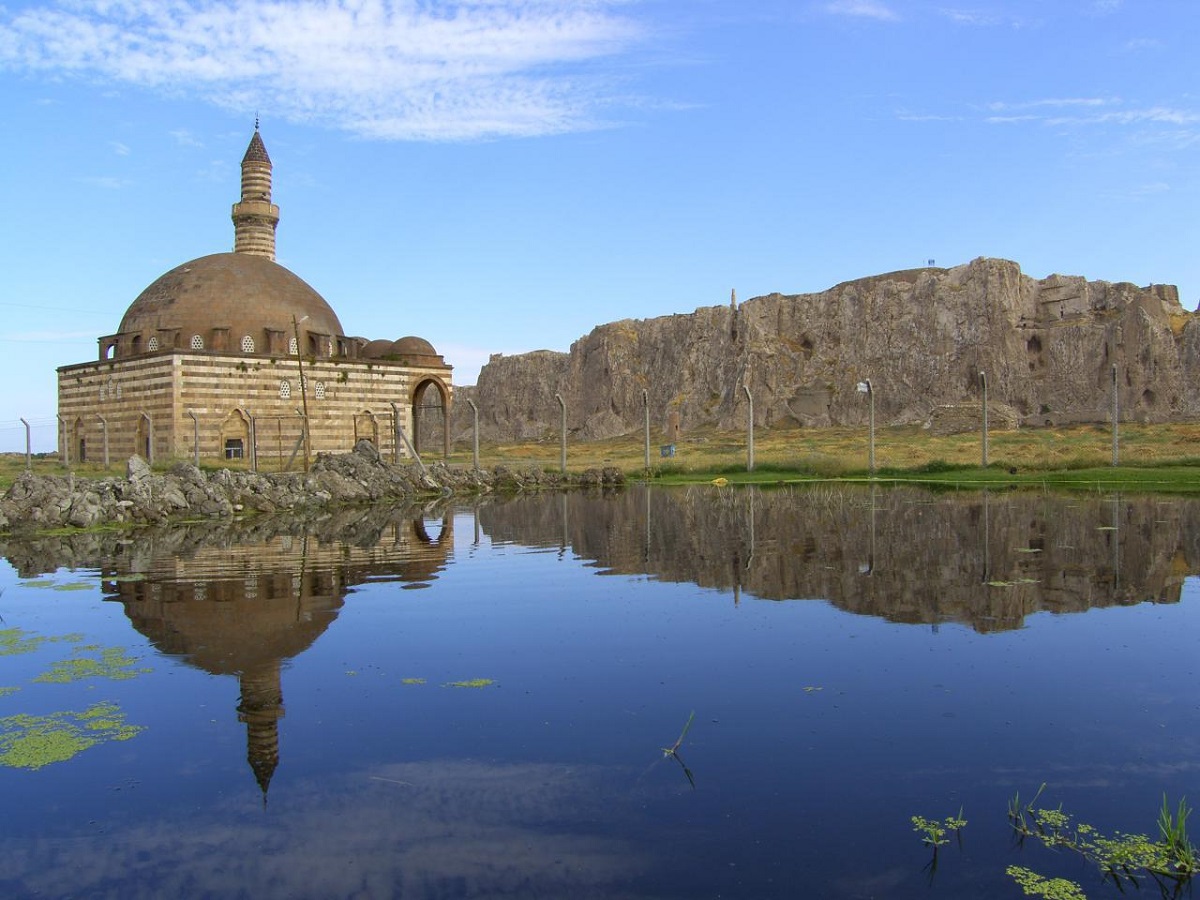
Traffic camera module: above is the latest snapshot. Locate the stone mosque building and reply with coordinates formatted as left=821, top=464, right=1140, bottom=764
left=57, top=128, right=452, bottom=469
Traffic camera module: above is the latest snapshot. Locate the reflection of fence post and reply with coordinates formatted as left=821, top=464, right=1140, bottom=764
left=187, top=410, right=199, bottom=467
left=642, top=389, right=650, bottom=473
left=390, top=402, right=427, bottom=475
left=19, top=418, right=30, bottom=470
left=1111, top=364, right=1119, bottom=467
left=466, top=399, right=480, bottom=472
left=743, top=384, right=754, bottom=472
left=57, top=414, right=68, bottom=467
left=555, top=393, right=566, bottom=474
left=980, top=371, right=988, bottom=468
left=249, top=412, right=258, bottom=473
left=97, top=415, right=110, bottom=467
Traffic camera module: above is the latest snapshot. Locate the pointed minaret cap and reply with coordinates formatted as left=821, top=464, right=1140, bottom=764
left=232, top=125, right=280, bottom=260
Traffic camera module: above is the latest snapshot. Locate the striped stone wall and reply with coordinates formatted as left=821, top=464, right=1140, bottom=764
left=58, top=352, right=452, bottom=469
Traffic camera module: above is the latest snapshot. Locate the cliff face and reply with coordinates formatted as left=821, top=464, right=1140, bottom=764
left=459, top=258, right=1200, bottom=441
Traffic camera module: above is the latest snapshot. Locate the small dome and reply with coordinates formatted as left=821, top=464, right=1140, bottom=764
left=360, top=335, right=447, bottom=367
left=118, top=253, right=343, bottom=352
left=360, top=339, right=395, bottom=359
left=392, top=336, right=437, bottom=357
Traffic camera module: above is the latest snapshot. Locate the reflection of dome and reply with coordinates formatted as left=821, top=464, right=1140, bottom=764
left=361, top=335, right=446, bottom=367
left=118, top=253, right=344, bottom=350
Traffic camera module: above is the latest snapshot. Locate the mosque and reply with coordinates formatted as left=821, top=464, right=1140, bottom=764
left=57, top=128, right=452, bottom=470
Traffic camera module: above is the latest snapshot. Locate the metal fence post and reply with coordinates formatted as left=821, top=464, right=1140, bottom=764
left=555, top=393, right=566, bottom=474
left=467, top=398, right=480, bottom=472
left=743, top=384, right=754, bottom=472
left=980, top=371, right=988, bottom=468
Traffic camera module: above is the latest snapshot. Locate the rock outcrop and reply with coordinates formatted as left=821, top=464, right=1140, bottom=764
left=456, top=258, right=1199, bottom=441
left=0, top=441, right=625, bottom=532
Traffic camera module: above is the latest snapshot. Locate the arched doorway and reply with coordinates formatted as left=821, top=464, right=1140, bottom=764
left=412, top=379, right=449, bottom=459
left=73, top=417, right=86, bottom=464
left=220, top=409, right=252, bottom=464
left=354, top=410, right=379, bottom=447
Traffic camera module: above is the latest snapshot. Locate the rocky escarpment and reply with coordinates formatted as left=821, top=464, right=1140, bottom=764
left=0, top=442, right=624, bottom=532
left=455, top=258, right=1199, bottom=441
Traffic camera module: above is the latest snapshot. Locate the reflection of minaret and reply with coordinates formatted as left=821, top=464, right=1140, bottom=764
left=103, top=519, right=455, bottom=798
left=238, top=660, right=285, bottom=801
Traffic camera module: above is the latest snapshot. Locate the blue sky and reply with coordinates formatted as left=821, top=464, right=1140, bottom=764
left=2, top=0, right=1198, bottom=451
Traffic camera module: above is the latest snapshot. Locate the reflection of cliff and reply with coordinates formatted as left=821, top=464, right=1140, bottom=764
left=0, top=503, right=455, bottom=798
left=478, top=487, right=1200, bottom=632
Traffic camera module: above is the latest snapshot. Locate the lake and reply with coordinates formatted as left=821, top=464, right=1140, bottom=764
left=1, top=485, right=1198, bottom=899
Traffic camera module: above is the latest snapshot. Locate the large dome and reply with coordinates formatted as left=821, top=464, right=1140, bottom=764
left=118, top=253, right=344, bottom=352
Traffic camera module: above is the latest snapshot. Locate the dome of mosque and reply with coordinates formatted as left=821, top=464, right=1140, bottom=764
left=118, top=253, right=344, bottom=353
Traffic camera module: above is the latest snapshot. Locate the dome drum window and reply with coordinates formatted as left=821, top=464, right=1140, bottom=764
left=191, top=335, right=204, bottom=350
left=241, top=335, right=256, bottom=353
left=147, top=336, right=160, bottom=352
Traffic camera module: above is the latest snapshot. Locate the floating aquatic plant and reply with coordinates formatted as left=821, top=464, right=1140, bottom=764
left=1006, top=866, right=1087, bottom=900
left=0, top=701, right=144, bottom=770
left=444, top=679, right=494, bottom=689
left=0, top=628, right=84, bottom=657
left=34, top=645, right=150, bottom=684
left=1008, top=786, right=1198, bottom=889
left=911, top=808, right=967, bottom=849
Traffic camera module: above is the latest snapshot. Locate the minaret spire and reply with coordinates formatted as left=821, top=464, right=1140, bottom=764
left=231, top=126, right=279, bottom=260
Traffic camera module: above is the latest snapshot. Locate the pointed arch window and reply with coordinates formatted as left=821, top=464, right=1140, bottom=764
left=241, top=335, right=255, bottom=353
left=147, top=336, right=159, bottom=352
left=191, top=334, right=204, bottom=350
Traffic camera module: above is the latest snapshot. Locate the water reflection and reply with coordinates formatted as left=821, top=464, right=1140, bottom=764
left=3, top=487, right=1200, bottom=899
left=478, top=485, right=1197, bottom=631
left=1, top=504, right=454, bottom=799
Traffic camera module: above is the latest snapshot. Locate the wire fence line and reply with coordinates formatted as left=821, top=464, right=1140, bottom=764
left=0, top=418, right=58, bottom=455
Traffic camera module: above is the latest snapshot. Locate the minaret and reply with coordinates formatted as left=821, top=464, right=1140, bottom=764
left=231, top=124, right=280, bottom=260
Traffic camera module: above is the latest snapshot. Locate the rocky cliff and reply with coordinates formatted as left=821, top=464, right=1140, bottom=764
left=457, top=258, right=1199, bottom=441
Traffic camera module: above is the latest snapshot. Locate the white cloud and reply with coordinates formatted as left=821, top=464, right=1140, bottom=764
left=1122, top=37, right=1162, bottom=53
left=987, top=97, right=1118, bottom=112
left=170, top=128, right=203, bottom=147
left=824, top=0, right=899, bottom=22
left=110, top=140, right=130, bottom=155
left=77, top=175, right=130, bottom=188
left=0, top=0, right=650, bottom=141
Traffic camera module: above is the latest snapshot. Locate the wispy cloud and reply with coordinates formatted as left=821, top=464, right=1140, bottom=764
left=987, top=97, right=1119, bottom=112
left=0, top=0, right=651, bottom=141
left=109, top=140, right=130, bottom=156
left=824, top=0, right=899, bottom=22
left=77, top=175, right=130, bottom=189
left=170, top=128, right=203, bottom=147
left=1122, top=37, right=1162, bottom=53
left=937, top=7, right=1031, bottom=28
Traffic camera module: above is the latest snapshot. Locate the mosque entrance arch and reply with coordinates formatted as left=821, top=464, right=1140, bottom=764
left=220, top=409, right=252, bottom=464
left=73, top=417, right=86, bottom=464
left=412, top=378, right=449, bottom=459
left=354, top=410, right=379, bottom=447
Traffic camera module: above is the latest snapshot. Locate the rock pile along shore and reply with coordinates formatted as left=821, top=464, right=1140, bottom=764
left=0, top=441, right=624, bottom=532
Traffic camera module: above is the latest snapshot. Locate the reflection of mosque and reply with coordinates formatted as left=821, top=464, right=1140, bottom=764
left=101, top=516, right=453, bottom=799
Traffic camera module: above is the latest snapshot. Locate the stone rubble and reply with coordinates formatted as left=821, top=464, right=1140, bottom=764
left=0, top=441, right=625, bottom=533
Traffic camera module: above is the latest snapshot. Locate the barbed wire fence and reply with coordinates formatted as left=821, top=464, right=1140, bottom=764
left=0, top=417, right=59, bottom=458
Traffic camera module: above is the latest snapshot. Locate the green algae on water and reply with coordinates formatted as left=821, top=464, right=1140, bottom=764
left=0, top=628, right=85, bottom=657
left=34, top=646, right=151, bottom=684
left=444, top=678, right=495, bottom=689
left=0, top=701, right=144, bottom=770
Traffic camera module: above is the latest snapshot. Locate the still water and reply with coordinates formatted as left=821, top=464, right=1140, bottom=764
left=0, top=485, right=1198, bottom=899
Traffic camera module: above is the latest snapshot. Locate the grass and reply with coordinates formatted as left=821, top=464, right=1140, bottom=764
left=6, top=421, right=1200, bottom=493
